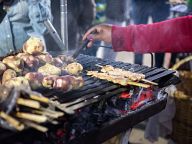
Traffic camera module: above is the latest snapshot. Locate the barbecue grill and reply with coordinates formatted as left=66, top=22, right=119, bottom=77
left=0, top=54, right=179, bottom=144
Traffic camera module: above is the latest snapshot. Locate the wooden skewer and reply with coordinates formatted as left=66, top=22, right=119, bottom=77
left=0, top=111, right=24, bottom=131
left=22, top=120, right=48, bottom=132
left=95, top=64, right=158, bottom=86
left=40, top=107, right=64, bottom=117
left=141, top=79, right=158, bottom=86
left=29, top=94, right=49, bottom=103
left=16, top=112, right=47, bottom=123
left=17, top=98, right=41, bottom=109
left=127, top=81, right=150, bottom=88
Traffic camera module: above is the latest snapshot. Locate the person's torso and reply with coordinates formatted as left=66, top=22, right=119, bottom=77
left=0, top=0, right=31, bottom=56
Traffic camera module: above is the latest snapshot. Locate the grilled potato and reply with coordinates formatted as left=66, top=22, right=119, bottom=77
left=2, top=56, right=24, bottom=72
left=65, top=62, right=83, bottom=75
left=38, top=63, right=61, bottom=76
left=23, top=37, right=45, bottom=55
left=4, top=77, right=30, bottom=90
left=0, top=61, right=6, bottom=75
left=2, top=69, right=17, bottom=85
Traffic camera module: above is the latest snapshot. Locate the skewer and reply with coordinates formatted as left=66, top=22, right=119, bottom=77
left=16, top=112, right=47, bottom=123
left=22, top=120, right=48, bottom=132
left=95, top=64, right=158, bottom=86
left=17, top=98, right=41, bottom=109
left=0, top=111, right=24, bottom=131
left=127, top=81, right=150, bottom=88
left=29, top=94, right=49, bottom=103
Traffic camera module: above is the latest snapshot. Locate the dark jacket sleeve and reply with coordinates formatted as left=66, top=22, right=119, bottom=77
left=112, top=15, right=192, bottom=53
left=79, top=0, right=96, bottom=30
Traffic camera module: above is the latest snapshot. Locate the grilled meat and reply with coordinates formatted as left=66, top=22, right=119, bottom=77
left=35, top=53, right=53, bottom=64
left=17, top=53, right=39, bottom=69
left=53, top=75, right=84, bottom=91
left=25, top=72, right=44, bottom=89
left=100, top=65, right=145, bottom=81
left=42, top=75, right=58, bottom=88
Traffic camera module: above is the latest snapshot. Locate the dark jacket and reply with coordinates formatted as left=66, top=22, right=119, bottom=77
left=105, top=0, right=127, bottom=22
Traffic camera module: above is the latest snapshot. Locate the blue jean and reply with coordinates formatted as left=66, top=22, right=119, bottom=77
left=131, top=0, right=170, bottom=67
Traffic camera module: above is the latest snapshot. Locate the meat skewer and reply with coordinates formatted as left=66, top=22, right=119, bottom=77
left=95, top=64, right=158, bottom=86
left=87, top=71, right=150, bottom=88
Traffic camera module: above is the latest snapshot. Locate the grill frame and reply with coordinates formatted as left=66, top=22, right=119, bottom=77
left=0, top=54, right=179, bottom=143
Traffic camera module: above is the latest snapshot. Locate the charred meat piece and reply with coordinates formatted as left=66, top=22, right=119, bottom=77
left=2, top=56, right=24, bottom=72
left=35, top=53, right=53, bottom=64
left=25, top=72, right=44, bottom=89
left=17, top=53, right=39, bottom=69
left=65, top=62, right=83, bottom=75
left=42, top=75, right=58, bottom=88
left=53, top=76, right=72, bottom=91
left=23, top=37, right=45, bottom=55
left=2, top=69, right=17, bottom=85
left=38, top=63, right=61, bottom=76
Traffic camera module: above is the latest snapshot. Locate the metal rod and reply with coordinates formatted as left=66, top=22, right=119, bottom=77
left=44, top=20, right=66, bottom=51
left=60, top=0, right=68, bottom=51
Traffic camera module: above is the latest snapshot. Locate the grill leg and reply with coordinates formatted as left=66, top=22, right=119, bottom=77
left=119, top=129, right=132, bottom=144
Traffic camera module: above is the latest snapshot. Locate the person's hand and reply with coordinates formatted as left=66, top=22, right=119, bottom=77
left=83, top=24, right=112, bottom=48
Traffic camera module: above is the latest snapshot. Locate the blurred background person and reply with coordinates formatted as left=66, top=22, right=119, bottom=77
left=0, top=0, right=52, bottom=56
left=98, top=0, right=128, bottom=60
left=130, top=0, right=170, bottom=67
left=45, top=0, right=96, bottom=55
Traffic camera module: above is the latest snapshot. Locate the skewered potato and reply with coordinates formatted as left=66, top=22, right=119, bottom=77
left=65, top=62, right=83, bottom=75
left=2, top=69, right=17, bottom=84
left=23, top=37, right=44, bottom=55
left=38, top=63, right=61, bottom=76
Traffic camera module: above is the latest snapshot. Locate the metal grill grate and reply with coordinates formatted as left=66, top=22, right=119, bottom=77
left=37, top=54, right=178, bottom=114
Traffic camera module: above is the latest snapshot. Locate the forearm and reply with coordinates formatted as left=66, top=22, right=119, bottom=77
left=112, top=15, right=192, bottom=53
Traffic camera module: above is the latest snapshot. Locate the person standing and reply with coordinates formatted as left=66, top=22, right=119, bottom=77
left=0, top=0, right=52, bottom=56
left=98, top=0, right=127, bottom=60
left=131, top=0, right=170, bottom=67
